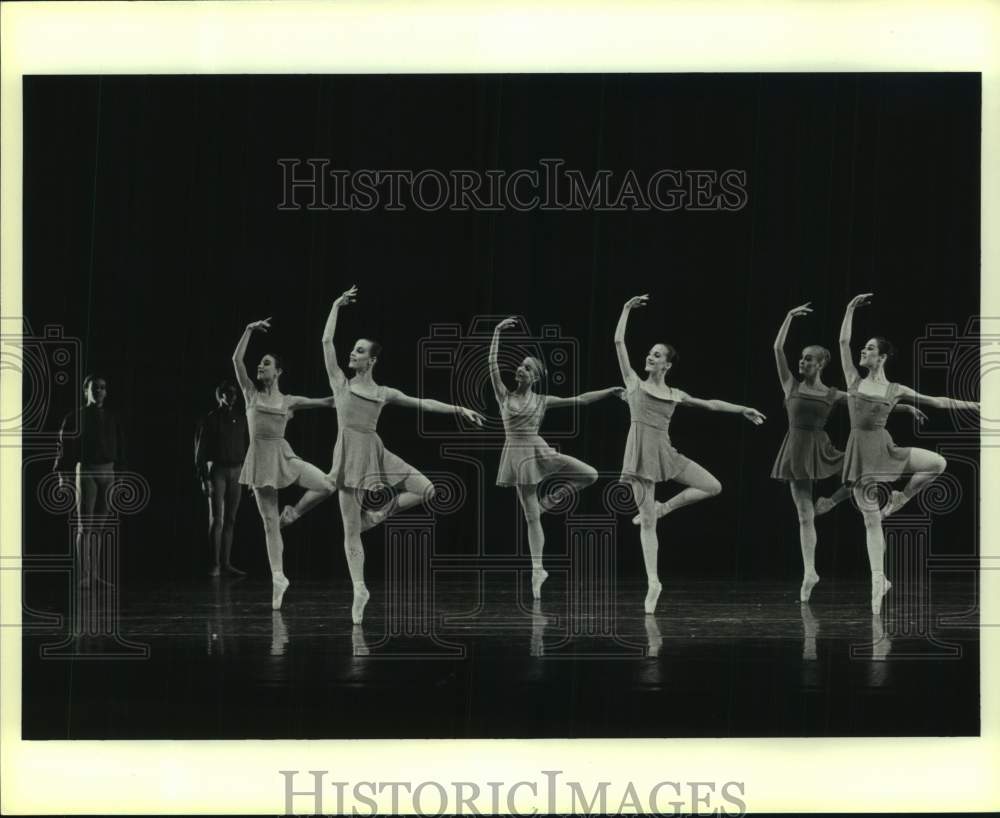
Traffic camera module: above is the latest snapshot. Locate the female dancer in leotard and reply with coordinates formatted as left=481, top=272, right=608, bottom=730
left=233, top=317, right=337, bottom=609
left=490, top=316, right=623, bottom=599
left=322, top=286, right=486, bottom=624
left=615, top=294, right=766, bottom=614
left=772, top=302, right=926, bottom=602
left=839, top=293, right=979, bottom=613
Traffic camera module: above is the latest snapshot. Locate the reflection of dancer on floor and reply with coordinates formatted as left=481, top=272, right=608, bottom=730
left=233, top=318, right=337, bottom=610
left=491, top=317, right=623, bottom=599
left=323, top=286, right=485, bottom=624
left=839, top=293, right=979, bottom=613
left=772, top=303, right=926, bottom=602
left=54, top=374, right=126, bottom=585
left=615, top=295, right=766, bottom=614
left=195, top=379, right=250, bottom=577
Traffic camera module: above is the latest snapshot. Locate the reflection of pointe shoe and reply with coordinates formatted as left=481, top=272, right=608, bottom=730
left=351, top=584, right=370, bottom=624
left=531, top=569, right=549, bottom=600
left=814, top=497, right=834, bottom=517
left=644, top=581, right=663, bottom=614
left=223, top=564, right=246, bottom=576
left=352, top=624, right=370, bottom=656
left=871, top=575, right=892, bottom=615
left=271, top=575, right=290, bottom=610
left=880, top=490, right=908, bottom=519
left=77, top=574, right=93, bottom=588
left=800, top=572, right=820, bottom=603
left=279, top=505, right=300, bottom=529
left=644, top=614, right=663, bottom=657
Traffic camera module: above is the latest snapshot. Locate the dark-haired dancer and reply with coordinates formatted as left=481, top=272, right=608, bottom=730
left=322, top=286, right=486, bottom=624
left=490, top=317, right=623, bottom=599
left=195, top=379, right=250, bottom=577
left=233, top=318, right=337, bottom=609
left=54, top=374, right=125, bottom=585
left=615, top=295, right=766, bottom=614
left=839, top=293, right=979, bottom=613
left=772, top=303, right=926, bottom=602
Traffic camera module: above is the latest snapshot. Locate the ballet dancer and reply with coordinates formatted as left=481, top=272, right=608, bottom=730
left=322, top=285, right=486, bottom=624
left=615, top=294, right=766, bottom=614
left=233, top=317, right=337, bottom=609
left=839, top=293, right=979, bottom=613
left=490, top=316, right=623, bottom=599
left=772, top=302, right=926, bottom=602
left=54, top=374, right=126, bottom=585
left=195, top=379, right=249, bottom=576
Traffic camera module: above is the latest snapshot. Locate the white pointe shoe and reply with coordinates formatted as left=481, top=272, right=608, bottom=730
left=531, top=569, right=549, bottom=600
left=271, top=575, right=290, bottom=610
left=881, top=490, right=909, bottom=519
left=632, top=502, right=665, bottom=525
left=814, top=497, right=835, bottom=517
left=871, top=575, right=892, bottom=615
left=351, top=585, right=371, bottom=625
left=279, top=505, right=300, bottom=529
left=800, top=572, right=820, bottom=603
left=644, top=581, right=663, bottom=614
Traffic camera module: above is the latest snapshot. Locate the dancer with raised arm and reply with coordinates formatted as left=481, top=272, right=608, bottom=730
left=615, top=294, right=766, bottom=614
left=772, top=303, right=926, bottom=602
left=490, top=317, right=623, bottom=599
left=233, top=318, right=337, bottom=610
left=839, top=293, right=979, bottom=613
left=322, top=286, right=486, bottom=624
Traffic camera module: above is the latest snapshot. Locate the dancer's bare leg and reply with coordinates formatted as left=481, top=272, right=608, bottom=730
left=75, top=467, right=97, bottom=585
left=854, top=482, right=892, bottom=614
left=633, top=460, right=721, bottom=524
left=815, top=483, right=852, bottom=517
left=360, top=470, right=436, bottom=532
left=538, top=456, right=598, bottom=513
left=882, top=447, right=947, bottom=518
left=630, top=478, right=662, bottom=614
left=253, top=487, right=289, bottom=609
left=515, top=484, right=548, bottom=598
left=208, top=468, right=225, bottom=575
left=790, top=480, right=820, bottom=602
left=220, top=467, right=244, bottom=574
left=338, top=489, right=369, bottom=624
left=279, top=460, right=336, bottom=527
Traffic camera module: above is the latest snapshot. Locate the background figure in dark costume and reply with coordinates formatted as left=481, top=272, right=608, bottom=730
left=53, top=374, right=125, bottom=585
left=195, top=379, right=250, bottom=577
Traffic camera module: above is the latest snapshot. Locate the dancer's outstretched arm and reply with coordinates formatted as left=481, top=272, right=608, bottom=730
left=285, top=396, right=337, bottom=411
left=382, top=388, right=486, bottom=426
left=489, top=318, right=515, bottom=403
left=614, top=294, right=648, bottom=388
left=681, top=393, right=766, bottom=425
left=832, top=389, right=928, bottom=423
left=839, top=293, right=871, bottom=388
left=322, top=285, right=357, bottom=390
left=546, top=387, right=624, bottom=409
left=894, top=386, right=980, bottom=413
left=774, top=302, right=812, bottom=395
left=232, top=317, right=271, bottom=396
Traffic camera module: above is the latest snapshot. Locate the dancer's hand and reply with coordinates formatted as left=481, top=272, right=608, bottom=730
left=247, top=317, right=272, bottom=333
left=497, top=317, right=517, bottom=331
left=459, top=407, right=486, bottom=427
left=911, top=407, right=929, bottom=425
left=787, top=302, right=813, bottom=318
left=333, top=285, right=358, bottom=309
left=743, top=407, right=766, bottom=425
left=609, top=386, right=626, bottom=399
left=624, top=294, right=649, bottom=310
left=847, top=293, right=873, bottom=310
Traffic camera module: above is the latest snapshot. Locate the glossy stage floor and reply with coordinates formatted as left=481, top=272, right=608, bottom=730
left=21, top=569, right=979, bottom=740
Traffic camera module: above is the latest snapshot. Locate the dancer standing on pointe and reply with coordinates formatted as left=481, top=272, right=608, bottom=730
left=322, top=285, right=486, bottom=624
left=490, top=317, right=623, bottom=599
left=772, top=302, right=926, bottom=602
left=233, top=318, right=337, bottom=610
left=195, top=379, right=249, bottom=577
left=838, top=293, right=979, bottom=613
left=614, top=294, right=767, bottom=614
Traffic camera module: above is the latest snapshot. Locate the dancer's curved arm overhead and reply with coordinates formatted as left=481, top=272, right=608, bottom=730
left=489, top=318, right=513, bottom=402
left=774, top=302, right=813, bottom=395
left=322, top=285, right=357, bottom=390
left=232, top=317, right=271, bottom=395
left=839, top=293, right=871, bottom=388
left=613, top=294, right=648, bottom=388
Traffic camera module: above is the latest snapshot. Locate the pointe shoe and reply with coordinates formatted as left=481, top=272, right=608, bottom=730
left=271, top=575, right=290, bottom=610
left=632, top=502, right=663, bottom=525
left=359, top=509, right=380, bottom=533
left=814, top=496, right=835, bottom=517
left=531, top=569, right=549, bottom=600
left=871, top=575, right=892, bottom=615
left=800, top=572, right=820, bottom=603
left=539, top=488, right=569, bottom=514
left=881, top=490, right=909, bottom=519
left=351, top=585, right=371, bottom=625
left=644, top=581, right=663, bottom=614
left=279, top=505, right=300, bottom=529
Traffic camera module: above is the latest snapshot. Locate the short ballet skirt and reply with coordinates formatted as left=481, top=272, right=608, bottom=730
left=328, top=428, right=416, bottom=491
left=496, top=435, right=572, bottom=487
left=842, top=429, right=912, bottom=485
left=620, top=424, right=691, bottom=483
left=770, top=429, right=844, bottom=481
left=239, top=439, right=303, bottom=489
